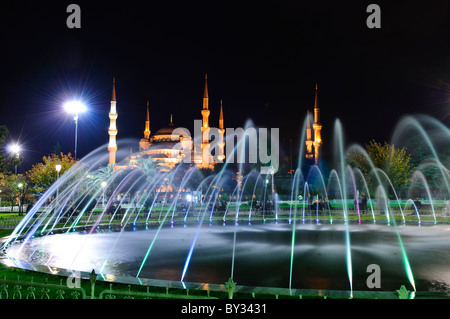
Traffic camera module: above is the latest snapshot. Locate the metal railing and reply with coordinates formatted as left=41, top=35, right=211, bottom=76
left=0, top=273, right=217, bottom=299
left=0, top=216, right=22, bottom=230
left=0, top=276, right=86, bottom=299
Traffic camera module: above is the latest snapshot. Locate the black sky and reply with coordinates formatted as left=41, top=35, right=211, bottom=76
left=0, top=0, right=449, bottom=172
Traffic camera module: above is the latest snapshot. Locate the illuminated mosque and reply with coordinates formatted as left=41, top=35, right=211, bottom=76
left=105, top=75, right=322, bottom=171
left=106, top=74, right=225, bottom=171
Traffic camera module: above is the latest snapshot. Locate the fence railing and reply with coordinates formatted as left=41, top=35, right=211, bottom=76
left=0, top=207, right=23, bottom=212
left=0, top=216, right=22, bottom=229
left=0, top=271, right=421, bottom=299
left=0, top=273, right=217, bottom=299
left=0, top=276, right=86, bottom=299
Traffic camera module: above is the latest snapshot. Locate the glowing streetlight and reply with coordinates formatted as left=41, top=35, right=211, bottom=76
left=8, top=143, right=21, bottom=175
left=64, top=100, right=87, bottom=160
left=9, top=144, right=20, bottom=154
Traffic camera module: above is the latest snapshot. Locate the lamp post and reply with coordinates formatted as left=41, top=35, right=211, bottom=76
left=8, top=143, right=21, bottom=175
left=55, top=163, right=62, bottom=205
left=101, top=181, right=107, bottom=208
left=17, top=182, right=23, bottom=215
left=64, top=100, right=87, bottom=160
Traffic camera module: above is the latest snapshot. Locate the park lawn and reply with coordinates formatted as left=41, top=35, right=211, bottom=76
left=0, top=212, right=20, bottom=218
left=0, top=229, right=13, bottom=238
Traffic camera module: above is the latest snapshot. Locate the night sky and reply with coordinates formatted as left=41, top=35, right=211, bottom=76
left=0, top=0, right=449, bottom=172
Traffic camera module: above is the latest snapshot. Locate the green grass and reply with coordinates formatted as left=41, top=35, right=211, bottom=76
left=0, top=229, right=14, bottom=237
left=0, top=212, right=20, bottom=218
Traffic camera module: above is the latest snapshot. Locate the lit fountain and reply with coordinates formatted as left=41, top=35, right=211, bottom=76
left=1, top=115, right=450, bottom=298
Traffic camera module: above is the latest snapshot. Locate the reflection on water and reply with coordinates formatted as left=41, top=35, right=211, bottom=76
left=6, top=220, right=450, bottom=291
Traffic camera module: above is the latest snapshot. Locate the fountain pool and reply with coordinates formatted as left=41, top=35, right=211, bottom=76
left=5, top=219, right=450, bottom=292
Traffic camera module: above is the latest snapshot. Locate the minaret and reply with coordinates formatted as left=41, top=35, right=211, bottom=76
left=139, top=100, right=151, bottom=151
left=312, top=83, right=322, bottom=165
left=305, top=109, right=314, bottom=160
left=201, top=73, right=211, bottom=167
left=144, top=100, right=151, bottom=139
left=201, top=73, right=210, bottom=132
left=218, top=99, right=225, bottom=162
left=108, top=78, right=118, bottom=166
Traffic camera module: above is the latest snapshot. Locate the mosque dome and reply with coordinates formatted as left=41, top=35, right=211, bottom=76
left=150, top=114, right=180, bottom=142
left=153, top=126, right=175, bottom=136
left=153, top=113, right=175, bottom=135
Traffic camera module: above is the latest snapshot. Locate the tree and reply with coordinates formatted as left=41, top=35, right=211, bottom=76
left=405, top=133, right=450, bottom=193
left=0, top=173, right=32, bottom=215
left=347, top=140, right=414, bottom=195
left=26, top=152, right=76, bottom=194
left=87, top=164, right=116, bottom=187
left=0, top=125, right=23, bottom=174
left=136, top=157, right=168, bottom=180
left=367, top=140, right=414, bottom=189
left=52, top=142, right=62, bottom=155
left=0, top=126, right=11, bottom=174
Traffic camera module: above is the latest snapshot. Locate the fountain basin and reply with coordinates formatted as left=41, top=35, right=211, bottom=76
left=5, top=219, right=450, bottom=293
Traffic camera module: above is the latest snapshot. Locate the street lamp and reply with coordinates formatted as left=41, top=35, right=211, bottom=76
left=55, top=163, right=62, bottom=205
left=17, top=182, right=23, bottom=214
left=8, top=143, right=21, bottom=175
left=64, top=100, right=87, bottom=160
left=101, top=181, right=107, bottom=207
